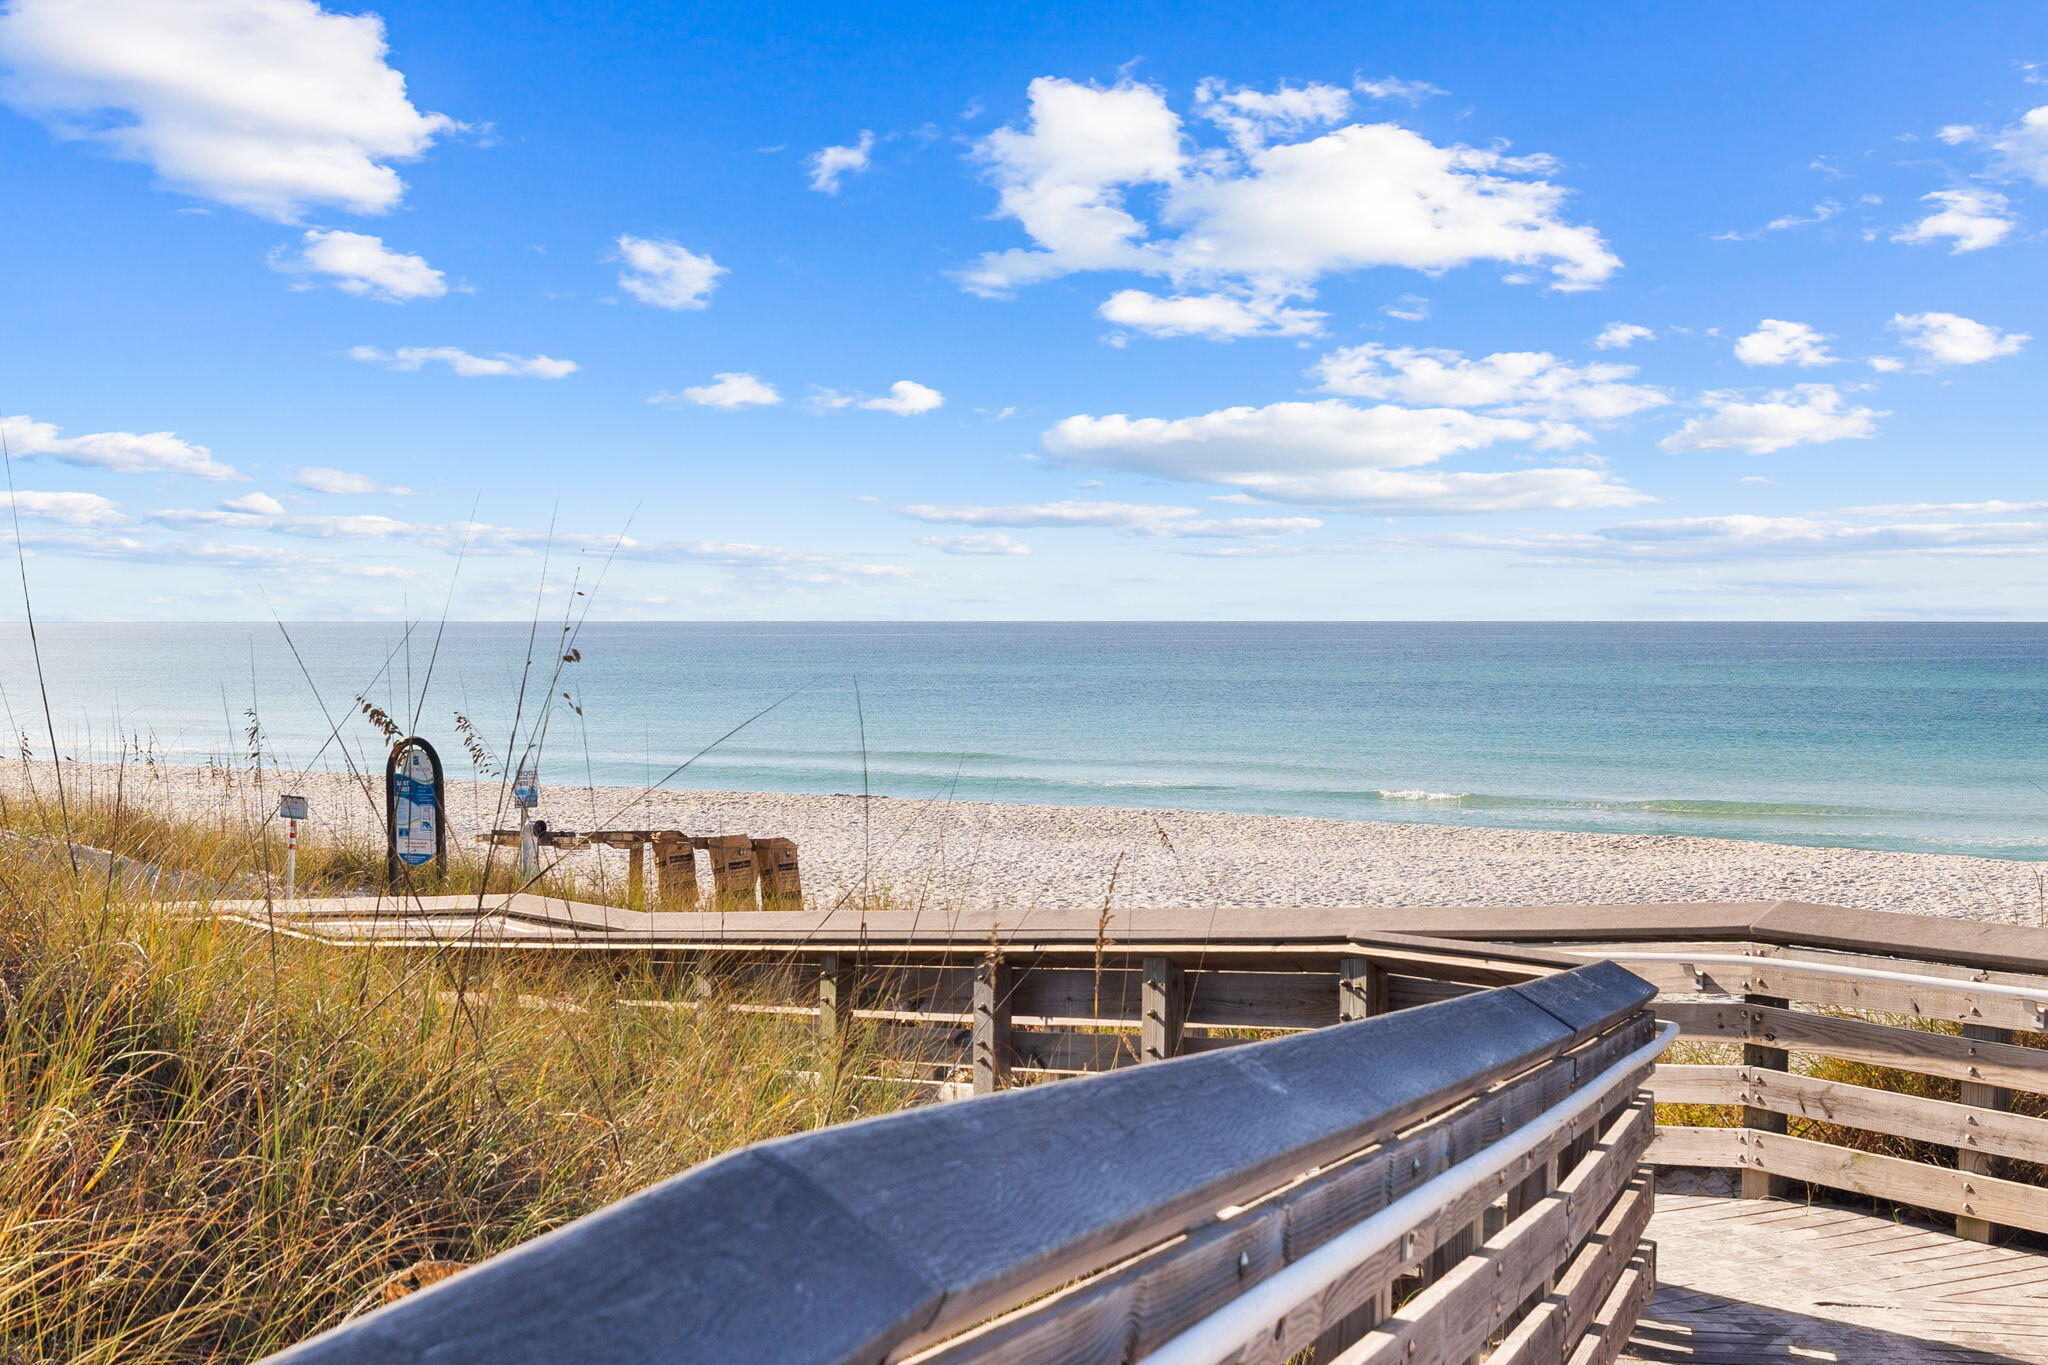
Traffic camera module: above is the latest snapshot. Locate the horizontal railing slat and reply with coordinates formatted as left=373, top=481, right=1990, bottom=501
left=1660, top=1000, right=2048, bottom=1093
left=1652, top=1063, right=2048, bottom=1164
left=1488, top=1172, right=1655, bottom=1365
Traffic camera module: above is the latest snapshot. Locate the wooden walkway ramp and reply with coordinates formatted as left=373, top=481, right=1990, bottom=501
left=1628, top=1192, right=2048, bottom=1364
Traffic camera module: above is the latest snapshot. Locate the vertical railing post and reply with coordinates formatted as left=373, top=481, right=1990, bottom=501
left=1338, top=955, right=1386, bottom=1021
left=1739, top=993, right=1789, bottom=1199
left=817, top=951, right=855, bottom=1104
left=973, top=957, right=1012, bottom=1094
left=1957, top=1023, right=2015, bottom=1242
left=1141, top=957, right=1185, bottom=1063
left=626, top=840, right=646, bottom=910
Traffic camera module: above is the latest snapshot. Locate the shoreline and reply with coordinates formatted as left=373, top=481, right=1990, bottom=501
left=6, top=761, right=2044, bottom=925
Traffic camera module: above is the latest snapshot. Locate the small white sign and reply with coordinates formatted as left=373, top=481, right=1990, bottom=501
left=513, top=766, right=540, bottom=809
left=278, top=794, right=308, bottom=821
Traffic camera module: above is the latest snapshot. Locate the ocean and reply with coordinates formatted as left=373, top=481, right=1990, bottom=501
left=0, top=620, right=2042, bottom=859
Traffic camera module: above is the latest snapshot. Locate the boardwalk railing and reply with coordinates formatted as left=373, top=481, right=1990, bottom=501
left=1324, top=900, right=2048, bottom=1245
left=266, top=961, right=1663, bottom=1365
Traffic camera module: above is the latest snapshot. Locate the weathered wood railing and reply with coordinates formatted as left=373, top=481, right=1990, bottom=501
left=1321, top=900, right=2048, bottom=1246
left=265, top=961, right=1663, bottom=1365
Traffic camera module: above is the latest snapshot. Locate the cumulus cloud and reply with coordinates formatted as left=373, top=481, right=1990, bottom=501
left=613, top=235, right=724, bottom=310
left=858, top=380, right=944, bottom=415
left=291, top=465, right=413, bottom=495
left=807, top=130, right=874, bottom=194
left=1732, top=319, right=1839, bottom=367
left=0, top=489, right=124, bottom=526
left=270, top=229, right=446, bottom=301
left=1981, top=103, right=2048, bottom=184
left=347, top=345, right=577, bottom=377
left=0, top=0, right=452, bottom=220
left=960, top=78, right=1619, bottom=338
left=1311, top=344, right=1668, bottom=422
left=654, top=372, right=783, bottom=409
left=1892, top=189, right=2014, bottom=253
left=219, top=491, right=285, bottom=514
left=1590, top=324, right=1653, bottom=354
left=919, top=532, right=1032, bottom=555
left=1657, top=385, right=1884, bottom=456
left=1099, top=288, right=1325, bottom=339
left=1040, top=400, right=1646, bottom=512
left=1, top=413, right=240, bottom=479
left=899, top=499, right=1322, bottom=537
left=1889, top=312, right=2029, bottom=366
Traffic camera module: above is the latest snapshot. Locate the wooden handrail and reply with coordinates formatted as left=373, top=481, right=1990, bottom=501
left=262, top=962, right=1656, bottom=1365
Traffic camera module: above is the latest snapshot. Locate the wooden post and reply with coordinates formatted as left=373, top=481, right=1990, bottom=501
left=706, top=835, right=758, bottom=910
left=973, top=957, right=1012, bottom=1095
left=1141, top=957, right=1185, bottom=1063
left=1338, top=955, right=1387, bottom=1021
left=818, top=952, right=855, bottom=1101
left=626, top=841, right=646, bottom=911
left=1740, top=993, right=1790, bottom=1199
left=755, top=837, right=803, bottom=911
left=653, top=833, right=697, bottom=910
left=1957, top=1023, right=2015, bottom=1243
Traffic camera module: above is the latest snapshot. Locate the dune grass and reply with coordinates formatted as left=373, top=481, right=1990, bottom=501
left=0, top=790, right=925, bottom=1364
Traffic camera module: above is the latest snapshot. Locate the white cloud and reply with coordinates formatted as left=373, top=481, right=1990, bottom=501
left=961, top=78, right=1619, bottom=336
left=613, top=235, right=724, bottom=310
left=1380, top=294, right=1429, bottom=322
left=1353, top=75, right=1445, bottom=104
left=1465, top=514, right=2048, bottom=563
left=1988, top=103, right=2048, bottom=183
left=291, top=465, right=413, bottom=495
left=653, top=372, right=783, bottom=410
left=1891, top=189, right=2014, bottom=253
left=1836, top=499, right=2048, bottom=515
left=1, top=413, right=240, bottom=479
left=1097, top=288, right=1324, bottom=339
left=1658, top=385, right=1884, bottom=456
left=220, top=491, right=285, bottom=514
left=1193, top=77, right=1351, bottom=152
left=1889, top=312, right=2029, bottom=366
left=0, top=0, right=452, bottom=220
left=347, top=345, right=577, bottom=377
left=1590, top=322, right=1653, bottom=350
left=1311, top=344, right=1668, bottom=422
left=270, top=229, right=445, bottom=301
left=858, top=380, right=944, bottom=415
left=899, top=499, right=1322, bottom=537
left=1041, top=399, right=1646, bottom=512
left=807, top=130, right=874, bottom=194
left=1732, top=319, right=1839, bottom=367
left=0, top=489, right=123, bottom=526
left=919, top=532, right=1032, bottom=555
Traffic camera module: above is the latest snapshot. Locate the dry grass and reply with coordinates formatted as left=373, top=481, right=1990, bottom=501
left=0, top=790, right=925, bottom=1364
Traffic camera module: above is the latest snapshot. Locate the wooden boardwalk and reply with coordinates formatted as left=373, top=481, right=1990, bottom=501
left=1627, top=1192, right=2048, bottom=1364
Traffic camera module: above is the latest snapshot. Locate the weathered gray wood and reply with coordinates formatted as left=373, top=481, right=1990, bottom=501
left=267, top=965, right=1653, bottom=1365
left=855, top=966, right=1341, bottom=1030
left=1142, top=957, right=1185, bottom=1063
left=1563, top=1243, right=1654, bottom=1365
left=1488, top=1173, right=1654, bottom=1365
left=1334, top=1101, right=1653, bottom=1365
left=1338, top=955, right=1386, bottom=1022
left=1663, top=999, right=2048, bottom=1092
left=1957, top=1022, right=2014, bottom=1244
left=818, top=953, right=853, bottom=1046
left=973, top=958, right=1012, bottom=1094
left=1737, top=993, right=1787, bottom=1200
left=1653, top=1063, right=2048, bottom=1165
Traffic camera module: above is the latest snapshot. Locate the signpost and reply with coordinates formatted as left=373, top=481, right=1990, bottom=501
left=386, top=738, right=447, bottom=885
left=278, top=793, right=307, bottom=898
left=512, top=765, right=540, bottom=877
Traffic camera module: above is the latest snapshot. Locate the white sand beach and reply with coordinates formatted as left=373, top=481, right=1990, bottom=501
left=9, top=761, right=2043, bottom=925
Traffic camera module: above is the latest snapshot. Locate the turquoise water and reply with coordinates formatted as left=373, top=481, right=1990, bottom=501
left=1, top=621, right=2043, bottom=858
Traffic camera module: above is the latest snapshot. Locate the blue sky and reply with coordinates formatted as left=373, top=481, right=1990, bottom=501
left=1, top=0, right=2046, bottom=621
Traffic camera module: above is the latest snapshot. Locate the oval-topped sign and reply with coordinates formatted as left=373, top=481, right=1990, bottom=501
left=386, top=737, right=447, bottom=880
